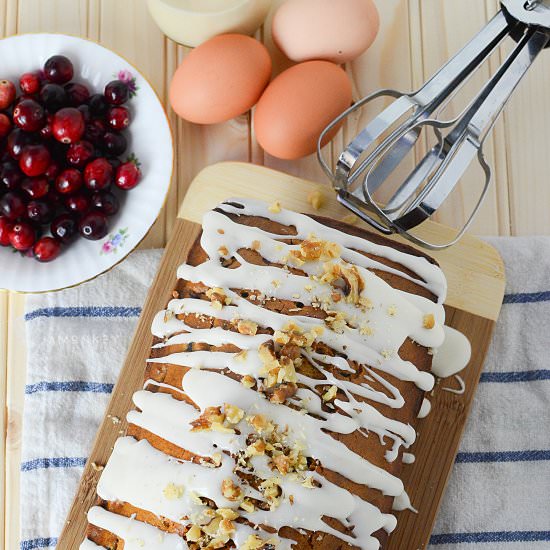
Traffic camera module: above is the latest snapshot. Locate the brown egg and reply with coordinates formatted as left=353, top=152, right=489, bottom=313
left=272, top=0, right=380, bottom=64
left=169, top=34, right=272, bottom=125
left=254, top=61, right=352, bottom=160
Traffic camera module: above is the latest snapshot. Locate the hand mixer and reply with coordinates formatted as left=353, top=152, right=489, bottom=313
left=317, top=0, right=550, bottom=249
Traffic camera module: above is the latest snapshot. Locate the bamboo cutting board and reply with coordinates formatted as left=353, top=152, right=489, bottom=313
left=58, top=162, right=505, bottom=550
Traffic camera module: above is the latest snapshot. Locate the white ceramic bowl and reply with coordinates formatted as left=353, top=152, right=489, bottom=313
left=0, top=33, right=173, bottom=293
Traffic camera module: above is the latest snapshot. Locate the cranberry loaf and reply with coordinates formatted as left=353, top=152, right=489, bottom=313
left=80, top=198, right=447, bottom=550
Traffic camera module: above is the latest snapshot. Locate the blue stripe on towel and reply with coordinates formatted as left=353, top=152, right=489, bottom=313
left=430, top=530, right=550, bottom=544
left=480, top=369, right=550, bottom=383
left=21, top=457, right=87, bottom=472
left=503, top=291, right=550, bottom=304
left=20, top=538, right=58, bottom=550
left=25, top=380, right=114, bottom=395
left=456, top=450, right=550, bottom=463
left=24, top=306, right=141, bottom=321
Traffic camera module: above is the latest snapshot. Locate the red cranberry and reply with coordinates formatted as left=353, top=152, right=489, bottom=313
left=52, top=108, right=85, bottom=144
left=65, top=82, right=90, bottom=106
left=89, top=94, right=108, bottom=116
left=84, top=158, right=113, bottom=191
left=91, top=191, right=119, bottom=216
left=102, top=131, right=127, bottom=156
left=77, top=104, right=91, bottom=122
left=27, top=200, right=54, bottom=224
left=0, top=113, right=12, bottom=138
left=78, top=210, right=108, bottom=240
left=19, top=145, right=51, bottom=177
left=107, top=106, right=130, bottom=130
left=115, top=160, right=141, bottom=190
left=55, top=168, right=83, bottom=194
left=67, top=141, right=94, bottom=168
left=107, top=157, right=122, bottom=171
left=21, top=176, right=49, bottom=199
left=13, top=99, right=46, bottom=132
left=33, top=236, right=61, bottom=262
left=84, top=118, right=107, bottom=145
left=45, top=160, right=61, bottom=180
left=65, top=193, right=90, bottom=215
left=9, top=221, right=35, bottom=250
left=0, top=80, right=16, bottom=110
left=0, top=192, right=26, bottom=220
left=10, top=222, right=36, bottom=250
left=44, top=55, right=74, bottom=84
left=0, top=161, right=23, bottom=190
left=40, top=83, right=69, bottom=113
left=7, top=129, right=36, bottom=159
left=19, top=71, right=42, bottom=95
left=104, top=80, right=129, bottom=105
left=0, top=217, right=14, bottom=246
left=51, top=213, right=77, bottom=243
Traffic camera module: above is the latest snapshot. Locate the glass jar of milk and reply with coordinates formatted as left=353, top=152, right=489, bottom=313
left=147, top=0, right=272, bottom=47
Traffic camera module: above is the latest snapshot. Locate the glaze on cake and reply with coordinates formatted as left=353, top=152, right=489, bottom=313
left=81, top=198, right=457, bottom=550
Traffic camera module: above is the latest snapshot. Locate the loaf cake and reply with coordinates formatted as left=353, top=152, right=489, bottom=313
left=80, top=198, right=448, bottom=550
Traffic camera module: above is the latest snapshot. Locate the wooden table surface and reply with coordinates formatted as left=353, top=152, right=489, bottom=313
left=2, top=0, right=549, bottom=547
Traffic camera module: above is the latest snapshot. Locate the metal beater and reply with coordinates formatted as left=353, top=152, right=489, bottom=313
left=318, top=0, right=550, bottom=248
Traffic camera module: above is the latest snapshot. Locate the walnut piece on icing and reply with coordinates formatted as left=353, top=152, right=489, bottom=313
left=290, top=236, right=341, bottom=265
left=237, top=319, right=258, bottom=336
left=221, top=478, right=243, bottom=502
left=423, top=313, right=435, bottom=329
left=268, top=200, right=282, bottom=213
left=163, top=482, right=184, bottom=500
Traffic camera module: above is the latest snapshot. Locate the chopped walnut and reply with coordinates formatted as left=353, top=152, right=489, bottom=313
left=206, top=287, right=231, bottom=309
left=268, top=382, right=298, bottom=404
left=423, top=313, right=435, bottom=329
left=221, top=478, right=243, bottom=502
left=217, top=228, right=225, bottom=235
left=246, top=439, right=267, bottom=456
left=290, top=236, right=341, bottom=265
left=163, top=482, right=185, bottom=500
left=240, top=499, right=256, bottom=513
left=237, top=319, right=258, bottom=336
left=247, top=414, right=274, bottom=434
left=307, top=189, right=324, bottom=210
left=218, top=245, right=229, bottom=256
left=302, top=476, right=316, bottom=489
left=224, top=403, right=244, bottom=425
left=272, top=454, right=291, bottom=475
left=322, top=385, right=338, bottom=402
left=268, top=200, right=282, bottom=213
left=241, top=375, right=255, bottom=388
left=185, top=524, right=202, bottom=542
left=387, top=304, right=398, bottom=316
left=359, top=323, right=374, bottom=336
left=322, top=262, right=365, bottom=305
left=251, top=240, right=261, bottom=251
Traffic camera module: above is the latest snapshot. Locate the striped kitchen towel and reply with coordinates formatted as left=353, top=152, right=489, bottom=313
left=19, top=239, right=550, bottom=549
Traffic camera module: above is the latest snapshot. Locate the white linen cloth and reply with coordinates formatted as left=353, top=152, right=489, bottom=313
left=19, top=240, right=550, bottom=550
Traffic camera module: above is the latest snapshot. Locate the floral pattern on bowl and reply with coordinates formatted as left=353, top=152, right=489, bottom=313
left=116, top=69, right=139, bottom=98
left=101, top=227, right=129, bottom=255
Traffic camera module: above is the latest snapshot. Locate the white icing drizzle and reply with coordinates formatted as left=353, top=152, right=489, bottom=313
left=392, top=491, right=418, bottom=514
left=431, top=326, right=472, bottom=378
left=91, top=199, right=462, bottom=550
left=86, top=506, right=188, bottom=549
left=402, top=453, right=416, bottom=465
left=442, top=374, right=466, bottom=395
left=417, top=398, right=432, bottom=419
left=79, top=539, right=106, bottom=550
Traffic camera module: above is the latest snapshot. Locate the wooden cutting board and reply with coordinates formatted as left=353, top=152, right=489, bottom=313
left=58, top=161, right=506, bottom=550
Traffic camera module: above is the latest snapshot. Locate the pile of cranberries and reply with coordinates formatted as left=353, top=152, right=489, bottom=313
left=0, top=55, right=142, bottom=262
